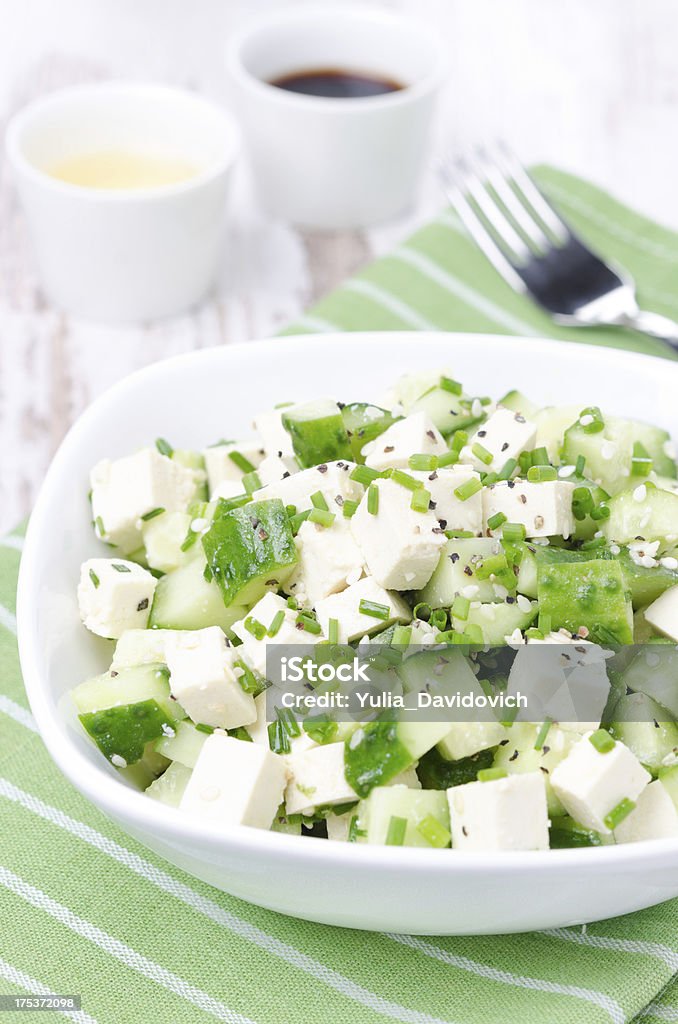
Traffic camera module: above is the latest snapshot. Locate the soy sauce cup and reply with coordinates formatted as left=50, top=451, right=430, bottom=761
left=226, top=6, right=447, bottom=229
left=6, top=83, right=240, bottom=322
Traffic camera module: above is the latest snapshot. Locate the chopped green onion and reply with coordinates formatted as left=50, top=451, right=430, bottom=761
left=575, top=455, right=586, bottom=476
left=439, top=375, right=463, bottom=395
left=579, top=406, right=605, bottom=434
left=358, top=599, right=390, bottom=620
left=234, top=659, right=260, bottom=695
left=413, top=602, right=432, bottom=621
left=477, top=767, right=507, bottom=783
left=487, top=511, right=507, bottom=531
left=350, top=465, right=381, bottom=486
left=342, top=499, right=359, bottom=518
left=631, top=441, right=653, bottom=477
left=141, top=507, right=165, bottom=522
left=155, top=437, right=173, bottom=457
left=228, top=450, right=256, bottom=474
left=589, top=729, right=615, bottom=754
left=603, top=798, right=635, bottom=831
left=591, top=504, right=610, bottom=521
left=497, top=457, right=518, bottom=480
left=393, top=625, right=412, bottom=646
left=217, top=493, right=251, bottom=513
left=581, top=536, right=607, bottom=550
left=180, top=528, right=199, bottom=552
left=445, top=529, right=474, bottom=539
left=410, top=487, right=431, bottom=513
left=111, top=563, right=131, bottom=573
left=534, top=719, right=552, bottom=751
left=367, top=483, right=379, bottom=515
left=475, top=553, right=508, bottom=580
left=242, top=471, right=262, bottom=495
left=451, top=594, right=471, bottom=621
left=268, top=707, right=300, bottom=754
left=471, top=442, right=493, bottom=466
left=195, top=723, right=215, bottom=735
left=308, top=508, right=336, bottom=527
left=572, top=486, right=594, bottom=520
left=267, top=610, right=286, bottom=638
left=244, top=616, right=267, bottom=640
left=296, top=613, right=322, bottom=635
left=460, top=623, right=483, bottom=644
left=454, top=477, right=482, bottom=502
left=385, top=815, right=408, bottom=846
left=310, top=490, right=328, bottom=511
left=417, top=814, right=451, bottom=848
left=327, top=618, right=339, bottom=645
left=94, top=515, right=106, bottom=538
left=525, top=627, right=544, bottom=640
left=437, top=450, right=459, bottom=468
left=518, top=451, right=532, bottom=475
left=88, top=568, right=100, bottom=588
left=348, top=816, right=366, bottom=843
left=408, top=453, right=439, bottom=471
left=286, top=596, right=298, bottom=610
left=527, top=465, right=557, bottom=482
left=530, top=446, right=550, bottom=467
left=289, top=510, right=312, bottom=534
left=391, top=469, right=420, bottom=491
left=502, top=522, right=527, bottom=542
left=429, top=608, right=448, bottom=631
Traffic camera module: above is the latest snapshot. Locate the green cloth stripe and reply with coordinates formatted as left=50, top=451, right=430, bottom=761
left=3, top=168, right=678, bottom=1024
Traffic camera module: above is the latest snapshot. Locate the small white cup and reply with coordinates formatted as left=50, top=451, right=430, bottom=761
left=6, top=83, right=240, bottom=322
left=226, top=6, right=446, bottom=229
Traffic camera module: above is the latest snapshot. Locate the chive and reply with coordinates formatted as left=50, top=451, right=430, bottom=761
left=451, top=594, right=470, bottom=621
left=327, top=618, right=339, bottom=645
left=195, top=723, right=215, bottom=735
left=304, top=717, right=338, bottom=744
left=286, top=504, right=297, bottom=517
left=308, top=508, right=335, bottom=527
left=409, top=453, right=438, bottom=473
left=228, top=450, right=256, bottom=474
left=575, top=455, right=586, bottom=476
left=290, top=510, right=312, bottom=534
left=530, top=446, right=550, bottom=467
left=242, top=470, right=262, bottom=495
left=88, top=568, right=100, bottom=588
left=631, top=441, right=653, bottom=477
left=477, top=767, right=507, bottom=782
left=94, top=516, right=106, bottom=538
left=413, top=601, right=432, bottom=621
left=391, top=469, right=420, bottom=492
left=203, top=563, right=213, bottom=582
left=393, top=625, right=412, bottom=646
left=604, top=798, right=636, bottom=831
left=437, top=450, right=459, bottom=468
left=518, top=451, right=532, bottom=475
left=358, top=599, right=390, bottom=620
left=450, top=430, right=468, bottom=452
left=534, top=719, right=552, bottom=751
left=342, top=499, right=359, bottom=519
left=487, top=511, right=507, bottom=531
left=367, top=483, right=379, bottom=515
left=410, top=487, right=430, bottom=513
left=591, top=504, right=610, bottom=521
left=471, top=442, right=493, bottom=465
left=385, top=815, right=408, bottom=846
left=180, top=529, right=199, bottom=552
left=439, top=375, right=463, bottom=395
left=579, top=406, right=605, bottom=434
left=111, top=563, right=131, bottom=573
left=350, top=465, right=381, bottom=486
left=501, top=522, right=526, bottom=542
left=244, top=616, right=267, bottom=641
left=475, top=553, right=508, bottom=580
left=572, top=486, right=594, bottom=519
left=217, top=493, right=251, bottom=513
left=445, top=529, right=474, bottom=539
left=416, top=814, right=451, bottom=848
left=497, top=457, right=518, bottom=480
left=141, top=507, right=165, bottom=522
left=527, top=465, right=557, bottom=482
left=454, top=477, right=482, bottom=502
left=581, top=536, right=607, bottom=550
left=348, top=816, right=366, bottom=843
left=538, top=612, right=552, bottom=634
left=310, top=490, right=329, bottom=511
left=296, top=612, right=323, bottom=635
left=589, top=729, right=615, bottom=754
left=286, top=596, right=298, bottom=610
left=267, top=610, right=286, bottom=638
left=430, top=608, right=448, bottom=631
left=155, top=437, right=173, bottom=457
left=235, top=659, right=260, bottom=695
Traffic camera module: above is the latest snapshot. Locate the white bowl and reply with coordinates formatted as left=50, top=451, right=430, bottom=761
left=17, top=331, right=678, bottom=935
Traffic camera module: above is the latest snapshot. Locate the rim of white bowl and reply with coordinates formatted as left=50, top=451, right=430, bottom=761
left=5, top=81, right=240, bottom=201
left=225, top=5, right=448, bottom=113
left=16, top=332, right=678, bottom=874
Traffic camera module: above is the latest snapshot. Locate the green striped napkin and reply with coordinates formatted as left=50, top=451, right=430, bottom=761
left=2, top=167, right=678, bottom=1024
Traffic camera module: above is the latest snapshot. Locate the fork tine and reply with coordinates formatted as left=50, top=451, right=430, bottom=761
left=456, top=157, right=532, bottom=265
left=441, top=159, right=528, bottom=295
left=495, top=142, right=570, bottom=244
left=474, top=146, right=551, bottom=253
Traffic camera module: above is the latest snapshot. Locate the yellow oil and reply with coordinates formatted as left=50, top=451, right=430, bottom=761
left=48, top=150, right=200, bottom=189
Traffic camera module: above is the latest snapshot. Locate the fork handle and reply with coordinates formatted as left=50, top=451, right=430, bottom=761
left=617, top=310, right=678, bottom=351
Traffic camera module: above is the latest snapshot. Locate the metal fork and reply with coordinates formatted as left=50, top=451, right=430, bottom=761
left=442, top=144, right=678, bottom=350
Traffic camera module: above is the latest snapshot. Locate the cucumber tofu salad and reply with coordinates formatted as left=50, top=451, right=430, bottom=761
left=71, top=368, right=678, bottom=852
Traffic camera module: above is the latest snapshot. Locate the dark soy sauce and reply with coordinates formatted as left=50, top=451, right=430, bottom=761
left=269, top=68, right=404, bottom=99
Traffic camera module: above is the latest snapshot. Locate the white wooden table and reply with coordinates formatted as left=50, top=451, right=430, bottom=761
left=2, top=0, right=678, bottom=534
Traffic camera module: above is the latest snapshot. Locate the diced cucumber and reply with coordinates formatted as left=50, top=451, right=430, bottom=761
left=658, top=765, right=678, bottom=809
left=281, top=399, right=352, bottom=468
left=492, top=722, right=576, bottom=815
left=562, top=414, right=675, bottom=494
left=632, top=608, right=666, bottom=644
left=149, top=556, right=247, bottom=634
left=516, top=543, right=595, bottom=599
left=118, top=741, right=170, bottom=788
left=72, top=664, right=179, bottom=719
left=202, top=498, right=298, bottom=607
left=601, top=482, right=678, bottom=548
left=631, top=423, right=677, bottom=479
left=533, top=405, right=580, bottom=462
left=415, top=746, right=495, bottom=789
left=549, top=816, right=607, bottom=848
left=437, top=721, right=507, bottom=761
left=610, top=693, right=678, bottom=774
left=394, top=369, right=481, bottom=434
left=458, top=599, right=537, bottom=644
left=416, top=537, right=504, bottom=607
left=358, top=786, right=451, bottom=847
left=620, top=647, right=678, bottom=718
left=617, top=547, right=678, bottom=607
left=154, top=719, right=208, bottom=768
left=397, top=649, right=478, bottom=696
left=112, top=628, right=173, bottom=669
left=499, top=390, right=540, bottom=419
left=146, top=762, right=192, bottom=807
left=537, top=559, right=633, bottom=644
left=142, top=510, right=196, bottom=574
left=340, top=404, right=400, bottom=463
left=344, top=720, right=452, bottom=797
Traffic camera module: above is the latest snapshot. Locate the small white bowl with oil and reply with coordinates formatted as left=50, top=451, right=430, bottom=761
left=6, top=82, right=240, bottom=322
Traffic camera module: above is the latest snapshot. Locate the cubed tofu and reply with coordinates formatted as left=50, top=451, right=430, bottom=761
left=437, top=721, right=507, bottom=761
left=315, top=576, right=412, bottom=643
left=644, top=584, right=678, bottom=642
left=141, top=510, right=193, bottom=574
left=462, top=408, right=537, bottom=472
left=112, top=627, right=174, bottom=669
left=409, top=467, right=483, bottom=535
left=245, top=691, right=270, bottom=746
left=482, top=480, right=576, bottom=539
left=614, top=779, right=678, bottom=843
left=363, top=413, right=447, bottom=471
left=285, top=741, right=358, bottom=815
left=165, top=626, right=256, bottom=730
left=179, top=732, right=287, bottom=828
left=202, top=441, right=264, bottom=498
left=254, top=460, right=362, bottom=514
left=253, top=409, right=295, bottom=457
left=447, top=772, right=549, bottom=851
left=212, top=478, right=248, bottom=501
left=350, top=478, right=445, bottom=591
left=550, top=732, right=651, bottom=834
left=90, top=447, right=196, bottom=553
left=77, top=558, right=157, bottom=639
left=232, top=593, right=324, bottom=679
left=257, top=453, right=300, bottom=486
left=285, top=518, right=365, bottom=606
